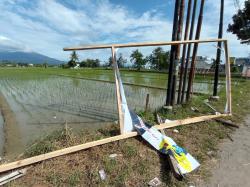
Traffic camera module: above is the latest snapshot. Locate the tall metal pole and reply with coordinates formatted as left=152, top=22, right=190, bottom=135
left=171, top=0, right=185, bottom=106
left=181, top=0, right=197, bottom=103
left=177, top=0, right=192, bottom=104
left=186, top=0, right=205, bottom=101
left=213, top=0, right=224, bottom=97
left=165, top=0, right=181, bottom=107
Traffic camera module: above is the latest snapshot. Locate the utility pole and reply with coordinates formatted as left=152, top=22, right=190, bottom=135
left=177, top=0, right=192, bottom=104
left=181, top=0, right=197, bottom=103
left=186, top=0, right=205, bottom=101
left=165, top=0, right=181, bottom=108
left=213, top=0, right=224, bottom=98
left=171, top=0, right=185, bottom=106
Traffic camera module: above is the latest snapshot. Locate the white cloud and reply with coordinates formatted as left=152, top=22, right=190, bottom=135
left=0, top=35, right=31, bottom=52
left=0, top=0, right=248, bottom=61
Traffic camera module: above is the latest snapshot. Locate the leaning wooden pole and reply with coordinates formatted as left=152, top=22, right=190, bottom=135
left=171, top=0, right=185, bottom=106
left=213, top=0, right=224, bottom=97
left=111, top=46, right=124, bottom=134
left=177, top=0, right=192, bottom=104
left=224, top=41, right=232, bottom=114
left=181, top=0, right=197, bottom=103
left=186, top=0, right=205, bottom=101
left=165, top=0, right=181, bottom=108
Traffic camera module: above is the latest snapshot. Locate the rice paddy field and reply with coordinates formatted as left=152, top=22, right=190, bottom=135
left=0, top=67, right=226, bottom=158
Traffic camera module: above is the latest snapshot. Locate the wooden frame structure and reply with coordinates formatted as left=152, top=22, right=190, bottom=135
left=0, top=38, right=231, bottom=173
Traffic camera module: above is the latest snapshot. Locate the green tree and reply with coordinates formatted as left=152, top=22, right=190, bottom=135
left=43, top=62, right=48, bottom=68
left=108, top=57, right=113, bottom=67
left=228, top=1, right=250, bottom=44
left=80, top=59, right=100, bottom=68
left=117, top=53, right=127, bottom=68
left=147, top=47, right=170, bottom=70
left=130, top=49, right=146, bottom=70
left=68, top=51, right=79, bottom=67
left=107, top=54, right=127, bottom=68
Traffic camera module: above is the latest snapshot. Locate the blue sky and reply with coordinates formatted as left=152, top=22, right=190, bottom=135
left=0, top=0, right=249, bottom=62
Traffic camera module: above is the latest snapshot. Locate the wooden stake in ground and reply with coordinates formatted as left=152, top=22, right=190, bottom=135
left=177, top=0, right=193, bottom=104
left=213, top=0, right=224, bottom=97
left=181, top=0, right=197, bottom=103
left=186, top=0, right=205, bottom=101
left=145, top=93, right=150, bottom=112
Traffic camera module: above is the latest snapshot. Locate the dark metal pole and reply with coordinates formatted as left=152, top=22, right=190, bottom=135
left=186, top=0, right=205, bottom=101
left=171, top=0, right=185, bottom=106
left=177, top=0, right=192, bottom=104
left=181, top=0, right=197, bottom=103
left=165, top=0, right=181, bottom=107
left=213, top=0, right=224, bottom=97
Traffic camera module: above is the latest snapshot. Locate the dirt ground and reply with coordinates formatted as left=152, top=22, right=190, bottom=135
left=200, top=115, right=250, bottom=187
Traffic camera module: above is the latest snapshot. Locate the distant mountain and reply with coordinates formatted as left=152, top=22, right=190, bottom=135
left=0, top=51, right=63, bottom=65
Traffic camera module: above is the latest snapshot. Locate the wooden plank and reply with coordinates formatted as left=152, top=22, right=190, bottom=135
left=0, top=114, right=230, bottom=173
left=156, top=113, right=230, bottom=130
left=63, top=39, right=226, bottom=51
left=111, top=46, right=124, bottom=134
left=224, top=41, right=232, bottom=114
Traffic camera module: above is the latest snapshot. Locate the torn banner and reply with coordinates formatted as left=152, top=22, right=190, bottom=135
left=113, top=50, right=200, bottom=174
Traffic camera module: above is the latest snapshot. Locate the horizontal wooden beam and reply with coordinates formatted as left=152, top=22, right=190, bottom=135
left=0, top=113, right=230, bottom=173
left=63, top=38, right=226, bottom=51
left=156, top=113, right=231, bottom=130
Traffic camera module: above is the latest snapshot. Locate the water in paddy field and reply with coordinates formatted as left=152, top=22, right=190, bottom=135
left=0, top=73, right=223, bottom=157
left=0, top=75, right=168, bottom=157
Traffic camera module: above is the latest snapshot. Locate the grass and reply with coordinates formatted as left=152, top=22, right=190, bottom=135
left=1, top=67, right=249, bottom=186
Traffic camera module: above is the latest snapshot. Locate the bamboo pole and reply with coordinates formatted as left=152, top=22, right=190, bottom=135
left=186, top=0, right=205, bottom=101
left=0, top=113, right=230, bottom=173
left=177, top=0, right=193, bottom=104
left=213, top=0, right=224, bottom=97
left=171, top=0, right=185, bottom=106
left=181, top=0, right=197, bottom=103
left=166, top=0, right=181, bottom=107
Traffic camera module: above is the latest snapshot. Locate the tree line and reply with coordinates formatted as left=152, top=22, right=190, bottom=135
left=67, top=47, right=170, bottom=70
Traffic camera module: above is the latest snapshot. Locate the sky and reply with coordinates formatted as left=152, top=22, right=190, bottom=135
left=0, top=0, right=249, bottom=63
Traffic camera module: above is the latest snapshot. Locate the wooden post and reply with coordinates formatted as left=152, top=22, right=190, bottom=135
left=213, top=0, right=224, bottom=97
left=145, top=93, right=150, bottom=112
left=111, top=46, right=124, bottom=134
left=186, top=0, right=205, bottom=101
left=181, top=0, right=197, bottom=103
left=224, top=41, right=232, bottom=114
left=177, top=0, right=193, bottom=104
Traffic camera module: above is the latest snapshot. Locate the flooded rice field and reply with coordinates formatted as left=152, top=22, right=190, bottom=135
left=0, top=70, right=223, bottom=157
